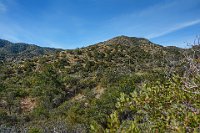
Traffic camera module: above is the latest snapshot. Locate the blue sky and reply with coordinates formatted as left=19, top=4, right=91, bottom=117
left=0, top=0, right=200, bottom=49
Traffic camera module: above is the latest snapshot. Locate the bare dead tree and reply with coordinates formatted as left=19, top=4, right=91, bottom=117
left=180, top=37, right=200, bottom=94
left=163, top=36, right=200, bottom=94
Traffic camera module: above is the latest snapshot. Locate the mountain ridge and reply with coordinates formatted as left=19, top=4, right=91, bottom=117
left=0, top=35, right=182, bottom=53
left=0, top=38, right=62, bottom=61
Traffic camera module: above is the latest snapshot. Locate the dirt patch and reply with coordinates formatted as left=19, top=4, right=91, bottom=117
left=93, top=85, right=105, bottom=99
left=72, top=93, right=86, bottom=101
left=21, top=97, right=36, bottom=112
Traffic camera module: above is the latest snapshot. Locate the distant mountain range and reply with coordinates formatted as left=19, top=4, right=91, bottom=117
left=0, top=39, right=61, bottom=61
left=0, top=36, right=185, bottom=62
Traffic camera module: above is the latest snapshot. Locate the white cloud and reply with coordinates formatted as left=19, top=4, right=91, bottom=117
left=147, top=19, right=200, bottom=39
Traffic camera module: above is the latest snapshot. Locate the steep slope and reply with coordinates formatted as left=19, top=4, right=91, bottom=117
left=0, top=39, right=62, bottom=61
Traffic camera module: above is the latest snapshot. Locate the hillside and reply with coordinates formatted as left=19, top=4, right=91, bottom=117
left=0, top=36, right=199, bottom=132
left=0, top=39, right=61, bottom=62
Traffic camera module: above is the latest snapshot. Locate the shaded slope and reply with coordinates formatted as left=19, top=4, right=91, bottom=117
left=0, top=39, right=62, bottom=61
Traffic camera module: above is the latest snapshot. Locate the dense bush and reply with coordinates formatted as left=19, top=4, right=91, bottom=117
left=92, top=75, right=200, bottom=132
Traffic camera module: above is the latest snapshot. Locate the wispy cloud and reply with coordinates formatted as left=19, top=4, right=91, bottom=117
left=0, top=1, right=6, bottom=13
left=99, top=0, right=200, bottom=41
left=0, top=0, right=199, bottom=48
left=0, top=22, right=26, bottom=42
left=147, top=19, right=200, bottom=39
